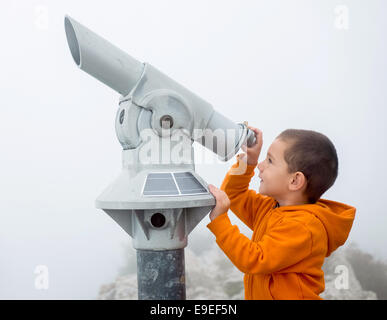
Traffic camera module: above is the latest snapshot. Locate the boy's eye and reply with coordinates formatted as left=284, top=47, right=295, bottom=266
left=268, top=158, right=272, bottom=163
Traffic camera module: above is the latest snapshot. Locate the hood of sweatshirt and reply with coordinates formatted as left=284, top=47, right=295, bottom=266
left=277, top=199, right=356, bottom=257
left=304, top=199, right=355, bottom=256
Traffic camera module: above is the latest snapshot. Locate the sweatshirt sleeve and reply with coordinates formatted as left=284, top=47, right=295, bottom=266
left=207, top=213, right=313, bottom=275
left=220, top=154, right=275, bottom=230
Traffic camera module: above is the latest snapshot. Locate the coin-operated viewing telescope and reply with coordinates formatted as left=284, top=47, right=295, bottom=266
left=64, top=15, right=256, bottom=300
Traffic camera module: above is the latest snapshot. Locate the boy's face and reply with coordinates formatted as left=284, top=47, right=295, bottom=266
left=257, top=138, right=293, bottom=198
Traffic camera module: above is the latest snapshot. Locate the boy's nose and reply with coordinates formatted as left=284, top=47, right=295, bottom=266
left=257, top=161, right=264, bottom=171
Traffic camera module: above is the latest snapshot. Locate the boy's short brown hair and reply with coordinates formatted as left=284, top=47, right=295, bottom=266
left=277, top=129, right=338, bottom=203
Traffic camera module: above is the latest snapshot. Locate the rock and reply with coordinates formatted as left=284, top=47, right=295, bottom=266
left=185, top=245, right=244, bottom=300
left=98, top=274, right=138, bottom=300
left=321, top=247, right=377, bottom=300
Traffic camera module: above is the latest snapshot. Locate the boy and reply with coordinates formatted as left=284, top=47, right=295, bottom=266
left=207, top=127, right=356, bottom=300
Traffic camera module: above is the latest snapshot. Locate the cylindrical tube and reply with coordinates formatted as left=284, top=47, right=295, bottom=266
left=64, top=15, right=144, bottom=95
left=197, top=110, right=257, bottom=161
left=137, top=249, right=186, bottom=300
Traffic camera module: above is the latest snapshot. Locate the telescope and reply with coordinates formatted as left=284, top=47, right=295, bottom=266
left=64, top=15, right=256, bottom=300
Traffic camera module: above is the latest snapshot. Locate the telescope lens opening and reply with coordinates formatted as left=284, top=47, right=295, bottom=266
left=65, top=17, right=81, bottom=66
left=150, top=213, right=166, bottom=228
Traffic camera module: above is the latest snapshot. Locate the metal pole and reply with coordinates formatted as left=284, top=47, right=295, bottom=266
left=137, top=249, right=186, bottom=300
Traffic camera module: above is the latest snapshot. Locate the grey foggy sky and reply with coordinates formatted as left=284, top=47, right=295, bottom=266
left=0, top=0, right=386, bottom=299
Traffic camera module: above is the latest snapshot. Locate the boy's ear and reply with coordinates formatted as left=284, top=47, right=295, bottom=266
left=289, top=171, right=307, bottom=192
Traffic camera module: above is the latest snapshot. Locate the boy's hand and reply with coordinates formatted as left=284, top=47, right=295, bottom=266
left=240, top=126, right=263, bottom=166
left=208, top=184, right=230, bottom=221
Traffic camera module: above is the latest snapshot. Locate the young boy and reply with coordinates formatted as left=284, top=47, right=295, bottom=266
left=207, top=127, right=356, bottom=300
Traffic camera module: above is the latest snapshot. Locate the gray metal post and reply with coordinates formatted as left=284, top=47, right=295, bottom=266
left=137, top=249, right=186, bottom=300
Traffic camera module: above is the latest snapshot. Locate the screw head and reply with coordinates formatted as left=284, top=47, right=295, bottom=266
left=119, top=109, right=125, bottom=125
left=160, top=115, right=174, bottom=129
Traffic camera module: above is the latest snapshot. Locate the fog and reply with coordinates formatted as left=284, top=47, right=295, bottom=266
left=0, top=0, right=386, bottom=299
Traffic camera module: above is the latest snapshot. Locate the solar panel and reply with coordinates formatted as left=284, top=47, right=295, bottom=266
left=142, top=173, right=179, bottom=196
left=174, top=172, right=208, bottom=195
left=142, top=172, right=208, bottom=196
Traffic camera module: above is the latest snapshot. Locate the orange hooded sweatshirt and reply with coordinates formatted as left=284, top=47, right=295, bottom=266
left=207, top=155, right=356, bottom=300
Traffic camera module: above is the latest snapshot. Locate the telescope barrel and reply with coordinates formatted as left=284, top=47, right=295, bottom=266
left=198, top=110, right=257, bottom=161
left=64, top=16, right=144, bottom=95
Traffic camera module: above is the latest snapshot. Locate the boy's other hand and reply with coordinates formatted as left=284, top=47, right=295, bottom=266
left=240, top=126, right=263, bottom=166
left=208, top=184, right=230, bottom=221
